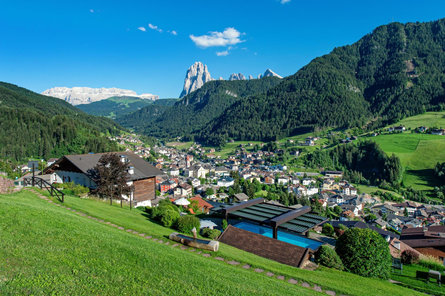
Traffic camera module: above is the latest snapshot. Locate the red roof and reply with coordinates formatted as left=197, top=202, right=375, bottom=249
left=190, top=195, right=213, bottom=211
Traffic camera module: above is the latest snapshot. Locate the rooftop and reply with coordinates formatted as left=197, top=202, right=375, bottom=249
left=222, top=198, right=327, bottom=235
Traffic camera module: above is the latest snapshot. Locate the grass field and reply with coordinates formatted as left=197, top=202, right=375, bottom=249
left=5, top=189, right=426, bottom=296
left=389, top=112, right=445, bottom=129
left=166, top=141, right=194, bottom=150
left=355, top=184, right=403, bottom=199
left=390, top=264, right=445, bottom=296
left=204, top=141, right=264, bottom=159
left=0, top=191, right=320, bottom=296
left=371, top=133, right=445, bottom=190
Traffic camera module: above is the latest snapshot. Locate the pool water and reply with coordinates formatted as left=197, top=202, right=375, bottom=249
left=234, top=221, right=323, bottom=250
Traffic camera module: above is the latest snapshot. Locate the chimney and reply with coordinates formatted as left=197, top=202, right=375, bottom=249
left=128, top=166, right=134, bottom=175
left=393, top=240, right=401, bottom=250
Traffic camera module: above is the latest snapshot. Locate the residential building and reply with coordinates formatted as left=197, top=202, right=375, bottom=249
left=44, top=152, right=163, bottom=207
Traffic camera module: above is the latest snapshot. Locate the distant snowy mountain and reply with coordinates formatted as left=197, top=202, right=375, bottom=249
left=42, top=87, right=158, bottom=105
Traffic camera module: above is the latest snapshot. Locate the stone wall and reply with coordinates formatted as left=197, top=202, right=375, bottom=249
left=0, top=176, right=14, bottom=194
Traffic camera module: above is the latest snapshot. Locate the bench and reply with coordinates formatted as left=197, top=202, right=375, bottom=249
left=429, top=270, right=441, bottom=286
left=416, top=271, right=430, bottom=282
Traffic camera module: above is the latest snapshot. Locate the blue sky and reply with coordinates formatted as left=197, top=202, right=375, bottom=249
left=0, top=0, right=444, bottom=98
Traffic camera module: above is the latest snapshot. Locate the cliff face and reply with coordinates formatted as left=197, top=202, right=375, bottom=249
left=180, top=62, right=213, bottom=97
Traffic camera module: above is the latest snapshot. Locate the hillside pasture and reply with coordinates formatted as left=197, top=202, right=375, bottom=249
left=371, top=133, right=445, bottom=190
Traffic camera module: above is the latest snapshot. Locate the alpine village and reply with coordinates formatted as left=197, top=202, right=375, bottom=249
left=1, top=3, right=445, bottom=296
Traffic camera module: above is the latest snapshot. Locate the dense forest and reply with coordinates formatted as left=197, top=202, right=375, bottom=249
left=0, top=82, right=120, bottom=161
left=120, top=77, right=281, bottom=139
left=116, top=99, right=178, bottom=130
left=198, top=19, right=445, bottom=145
left=304, top=141, right=403, bottom=186
left=77, top=96, right=156, bottom=118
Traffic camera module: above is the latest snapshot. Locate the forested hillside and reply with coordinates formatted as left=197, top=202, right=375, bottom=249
left=121, top=78, right=281, bottom=139
left=116, top=99, right=178, bottom=130
left=77, top=96, right=154, bottom=118
left=200, top=19, right=445, bottom=145
left=0, top=82, right=120, bottom=161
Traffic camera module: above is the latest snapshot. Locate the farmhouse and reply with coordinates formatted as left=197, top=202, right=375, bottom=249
left=44, top=152, right=163, bottom=207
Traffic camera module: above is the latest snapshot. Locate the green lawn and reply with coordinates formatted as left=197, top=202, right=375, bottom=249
left=166, top=141, right=194, bottom=150
left=356, top=184, right=403, bottom=198
left=370, top=133, right=445, bottom=190
left=17, top=189, right=426, bottom=296
left=391, top=264, right=445, bottom=296
left=389, top=111, right=445, bottom=129
left=0, top=190, right=319, bottom=296
left=205, top=141, right=264, bottom=159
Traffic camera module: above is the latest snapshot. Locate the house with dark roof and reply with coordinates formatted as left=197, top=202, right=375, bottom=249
left=44, top=152, right=163, bottom=207
left=400, top=225, right=445, bottom=261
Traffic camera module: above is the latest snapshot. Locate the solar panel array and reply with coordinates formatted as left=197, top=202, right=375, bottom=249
left=230, top=203, right=326, bottom=234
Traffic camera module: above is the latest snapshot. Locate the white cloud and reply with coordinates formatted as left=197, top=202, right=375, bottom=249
left=138, top=27, right=146, bottom=32
left=89, top=9, right=94, bottom=13
left=148, top=23, right=162, bottom=33
left=216, top=50, right=229, bottom=56
left=190, top=27, right=244, bottom=48
left=171, top=30, right=177, bottom=36
left=280, top=0, right=291, bottom=3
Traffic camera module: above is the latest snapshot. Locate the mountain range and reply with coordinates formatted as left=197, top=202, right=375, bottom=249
left=180, top=61, right=282, bottom=97
left=115, top=19, right=445, bottom=146
left=42, top=87, right=158, bottom=106
left=77, top=96, right=156, bottom=119
left=120, top=77, right=282, bottom=139
left=199, top=19, right=445, bottom=145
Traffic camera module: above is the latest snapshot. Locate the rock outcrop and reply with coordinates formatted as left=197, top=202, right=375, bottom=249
left=180, top=62, right=213, bottom=97
left=260, top=69, right=282, bottom=79
left=229, top=73, right=246, bottom=81
left=42, top=87, right=158, bottom=105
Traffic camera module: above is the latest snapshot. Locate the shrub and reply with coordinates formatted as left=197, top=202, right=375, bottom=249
left=314, top=245, right=344, bottom=270
left=201, top=228, right=221, bottom=240
left=338, top=224, right=348, bottom=231
left=418, top=255, right=445, bottom=271
left=160, top=209, right=180, bottom=227
left=54, top=182, right=89, bottom=197
left=322, top=223, right=334, bottom=237
left=336, top=228, right=392, bottom=279
left=176, top=215, right=200, bottom=235
left=401, top=250, right=419, bottom=264
left=151, top=202, right=179, bottom=224
left=222, top=219, right=228, bottom=231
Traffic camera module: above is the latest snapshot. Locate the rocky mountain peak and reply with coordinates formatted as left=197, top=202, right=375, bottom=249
left=229, top=73, right=246, bottom=81
left=260, top=69, right=282, bottom=79
left=180, top=62, right=213, bottom=97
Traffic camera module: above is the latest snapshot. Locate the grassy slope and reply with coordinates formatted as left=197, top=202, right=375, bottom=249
left=0, top=191, right=319, bottom=296
left=23, top=190, right=425, bottom=296
left=390, top=264, right=445, bottom=296
left=390, top=112, right=445, bottom=129
left=371, top=133, right=445, bottom=190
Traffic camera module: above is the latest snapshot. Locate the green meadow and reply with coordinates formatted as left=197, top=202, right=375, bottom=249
left=371, top=133, right=445, bottom=190
left=389, top=112, right=445, bottom=129
left=0, top=190, right=425, bottom=296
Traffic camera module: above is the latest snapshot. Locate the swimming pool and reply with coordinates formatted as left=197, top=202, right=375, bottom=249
left=234, top=221, right=323, bottom=250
